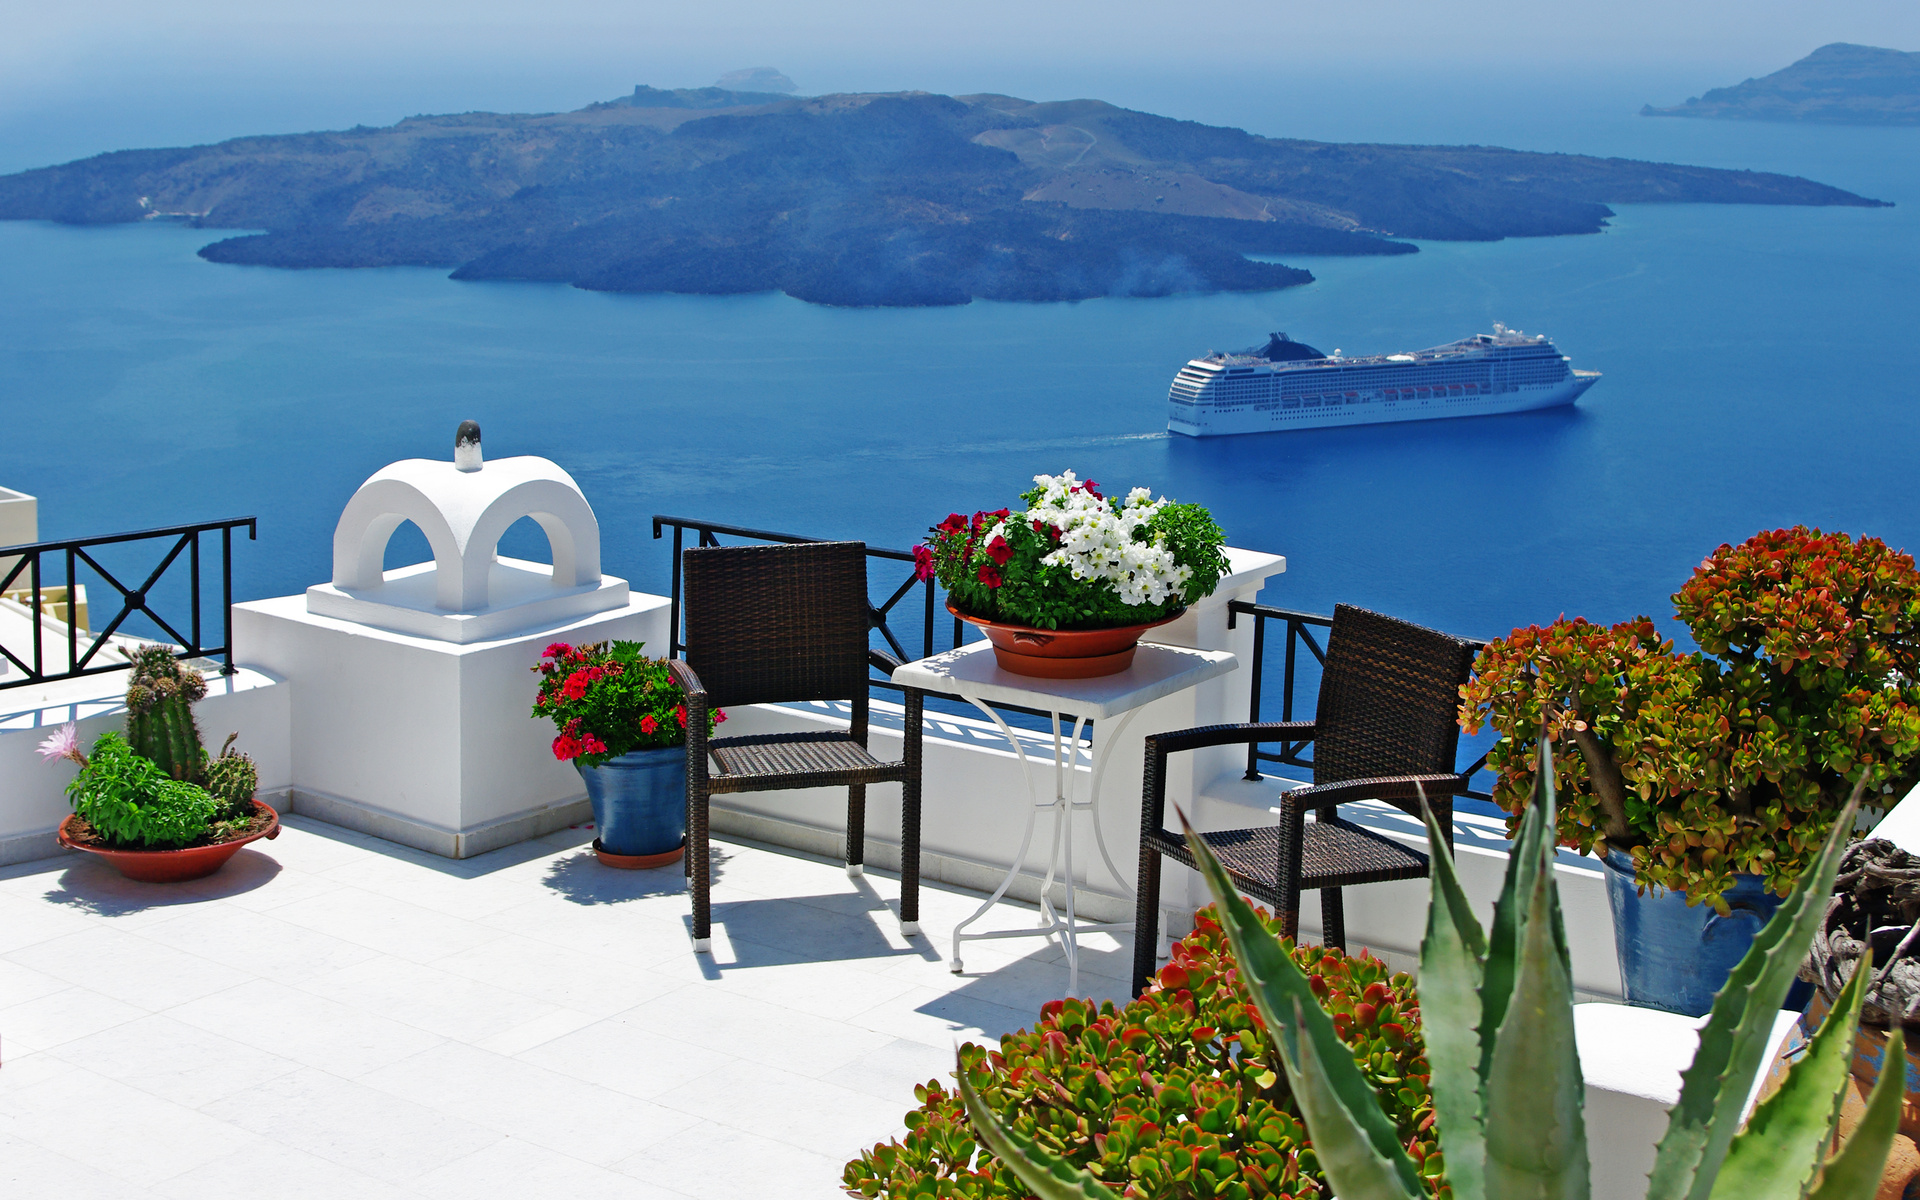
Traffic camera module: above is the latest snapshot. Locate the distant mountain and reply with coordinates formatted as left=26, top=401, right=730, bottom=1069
left=1643, top=43, right=1920, bottom=125
left=0, top=88, right=1889, bottom=307
left=714, top=68, right=797, bottom=95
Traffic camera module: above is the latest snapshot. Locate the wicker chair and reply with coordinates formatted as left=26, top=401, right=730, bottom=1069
left=1130, top=604, right=1478, bottom=995
left=669, top=541, right=923, bottom=953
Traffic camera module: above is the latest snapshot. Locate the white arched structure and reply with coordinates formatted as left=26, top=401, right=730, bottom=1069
left=306, top=453, right=629, bottom=644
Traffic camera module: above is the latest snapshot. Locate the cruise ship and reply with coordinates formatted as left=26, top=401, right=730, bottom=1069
left=1166, top=325, right=1600, bottom=436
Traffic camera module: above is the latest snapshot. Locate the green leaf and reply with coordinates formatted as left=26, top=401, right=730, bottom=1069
left=1180, top=814, right=1426, bottom=1200
left=1481, top=756, right=1550, bottom=1083
left=1808, top=1028, right=1908, bottom=1200
left=1419, top=796, right=1490, bottom=1199
left=1280, top=995, right=1430, bottom=1200
left=956, top=1061, right=1114, bottom=1199
left=1710, top=949, right=1871, bottom=1200
left=1646, top=788, right=1865, bottom=1200
left=1481, top=770, right=1590, bottom=1200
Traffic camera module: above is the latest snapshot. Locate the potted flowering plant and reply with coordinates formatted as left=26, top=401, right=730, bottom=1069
left=916, top=470, right=1229, bottom=678
left=1460, top=526, right=1920, bottom=1014
left=38, top=645, right=276, bottom=883
left=532, top=640, right=723, bottom=868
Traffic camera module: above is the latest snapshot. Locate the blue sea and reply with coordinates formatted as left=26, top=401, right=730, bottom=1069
left=3, top=68, right=1917, bottom=686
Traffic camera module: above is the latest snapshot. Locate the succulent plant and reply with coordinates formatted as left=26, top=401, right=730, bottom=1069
left=1461, top=527, right=1920, bottom=911
left=124, top=644, right=208, bottom=784
left=963, top=746, right=1906, bottom=1200
left=845, top=910, right=1439, bottom=1199
left=203, top=733, right=258, bottom=820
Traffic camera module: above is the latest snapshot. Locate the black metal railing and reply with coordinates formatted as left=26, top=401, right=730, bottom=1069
left=650, top=515, right=1068, bottom=723
left=0, top=517, right=256, bottom=691
left=1227, top=600, right=1493, bottom=797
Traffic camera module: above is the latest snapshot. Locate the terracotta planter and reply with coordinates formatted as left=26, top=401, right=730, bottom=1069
left=57, top=801, right=281, bottom=883
left=950, top=603, right=1184, bottom=679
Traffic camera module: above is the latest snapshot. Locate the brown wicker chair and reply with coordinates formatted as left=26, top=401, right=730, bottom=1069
left=669, top=541, right=923, bottom=953
left=1130, top=603, right=1478, bottom=995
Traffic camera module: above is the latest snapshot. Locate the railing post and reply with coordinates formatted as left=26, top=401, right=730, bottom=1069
left=221, top=524, right=235, bottom=674
left=1244, top=613, right=1266, bottom=781
left=66, top=546, right=77, bottom=678
left=31, top=549, right=43, bottom=681
left=190, top=529, right=203, bottom=658
left=669, top=525, right=685, bottom=660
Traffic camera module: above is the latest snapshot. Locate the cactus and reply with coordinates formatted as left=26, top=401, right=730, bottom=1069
left=204, top=733, right=258, bottom=820
left=124, top=645, right=208, bottom=783
left=963, top=742, right=1908, bottom=1200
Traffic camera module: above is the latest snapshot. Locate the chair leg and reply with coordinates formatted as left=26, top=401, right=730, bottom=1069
left=690, top=790, right=712, bottom=952
left=1130, top=846, right=1164, bottom=999
left=1276, top=803, right=1305, bottom=945
left=1321, top=887, right=1346, bottom=953
left=900, top=777, right=922, bottom=935
left=845, top=784, right=866, bottom=878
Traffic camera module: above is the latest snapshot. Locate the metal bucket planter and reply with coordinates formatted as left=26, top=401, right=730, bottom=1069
left=576, top=747, right=686, bottom=869
left=1603, top=849, right=1806, bottom=1016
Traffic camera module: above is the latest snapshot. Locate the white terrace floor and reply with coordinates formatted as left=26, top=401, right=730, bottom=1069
left=0, top=817, right=1137, bottom=1200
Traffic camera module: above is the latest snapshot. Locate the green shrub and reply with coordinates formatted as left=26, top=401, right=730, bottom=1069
left=68, top=732, right=219, bottom=848
left=843, top=906, right=1440, bottom=1200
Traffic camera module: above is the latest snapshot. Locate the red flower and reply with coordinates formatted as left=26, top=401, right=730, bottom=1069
left=938, top=513, right=968, bottom=534
left=912, top=545, right=934, bottom=582
left=543, top=642, right=573, bottom=660
left=580, top=734, right=607, bottom=755
left=565, top=717, right=581, bottom=736
left=715, top=709, right=728, bottom=724
left=986, top=535, right=1012, bottom=566
left=676, top=705, right=688, bottom=727
left=977, top=563, right=1002, bottom=588
left=551, top=734, right=581, bottom=760
left=640, top=715, right=658, bottom=735
left=561, top=670, right=593, bottom=701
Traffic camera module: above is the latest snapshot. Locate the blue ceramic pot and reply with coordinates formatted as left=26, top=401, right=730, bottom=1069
left=576, top=747, right=687, bottom=858
left=1603, top=850, right=1810, bottom=1016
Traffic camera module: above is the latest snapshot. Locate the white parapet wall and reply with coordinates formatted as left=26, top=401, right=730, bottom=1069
left=233, top=592, right=670, bottom=858
left=0, top=664, right=289, bottom=866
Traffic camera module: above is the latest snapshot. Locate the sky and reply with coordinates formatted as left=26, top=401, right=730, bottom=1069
left=2, top=0, right=1917, bottom=170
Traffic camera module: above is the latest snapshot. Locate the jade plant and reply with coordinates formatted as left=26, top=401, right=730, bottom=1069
left=1461, top=526, right=1920, bottom=910
left=845, top=910, right=1439, bottom=1199
left=962, top=751, right=1905, bottom=1200
left=38, top=645, right=263, bottom=848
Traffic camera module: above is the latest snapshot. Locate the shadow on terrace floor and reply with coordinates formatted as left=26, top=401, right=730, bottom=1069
left=27, top=847, right=282, bottom=917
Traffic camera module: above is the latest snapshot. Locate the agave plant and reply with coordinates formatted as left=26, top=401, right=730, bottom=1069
left=961, top=749, right=1907, bottom=1200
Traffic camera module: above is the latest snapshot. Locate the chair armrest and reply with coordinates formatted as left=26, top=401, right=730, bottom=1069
left=868, top=648, right=904, bottom=675
left=1278, top=773, right=1471, bottom=809
left=669, top=659, right=708, bottom=705
left=1139, top=722, right=1317, bottom=840
left=1143, top=721, right=1316, bottom=758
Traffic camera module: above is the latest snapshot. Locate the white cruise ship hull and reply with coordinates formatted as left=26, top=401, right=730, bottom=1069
left=1166, top=327, right=1600, bottom=437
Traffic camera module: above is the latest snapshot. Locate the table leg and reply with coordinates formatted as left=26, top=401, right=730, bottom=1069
left=1058, top=712, right=1086, bottom=996
left=1081, top=706, right=1142, bottom=898
left=947, top=693, right=1050, bottom=974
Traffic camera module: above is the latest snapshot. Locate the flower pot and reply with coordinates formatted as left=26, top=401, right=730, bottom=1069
left=56, top=801, right=280, bottom=884
left=1755, top=985, right=1920, bottom=1196
left=1602, top=849, right=1811, bottom=1016
left=949, top=604, right=1185, bottom=680
left=577, top=747, right=687, bottom=867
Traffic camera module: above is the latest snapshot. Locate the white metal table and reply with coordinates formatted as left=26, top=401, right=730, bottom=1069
left=892, top=640, right=1237, bottom=995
